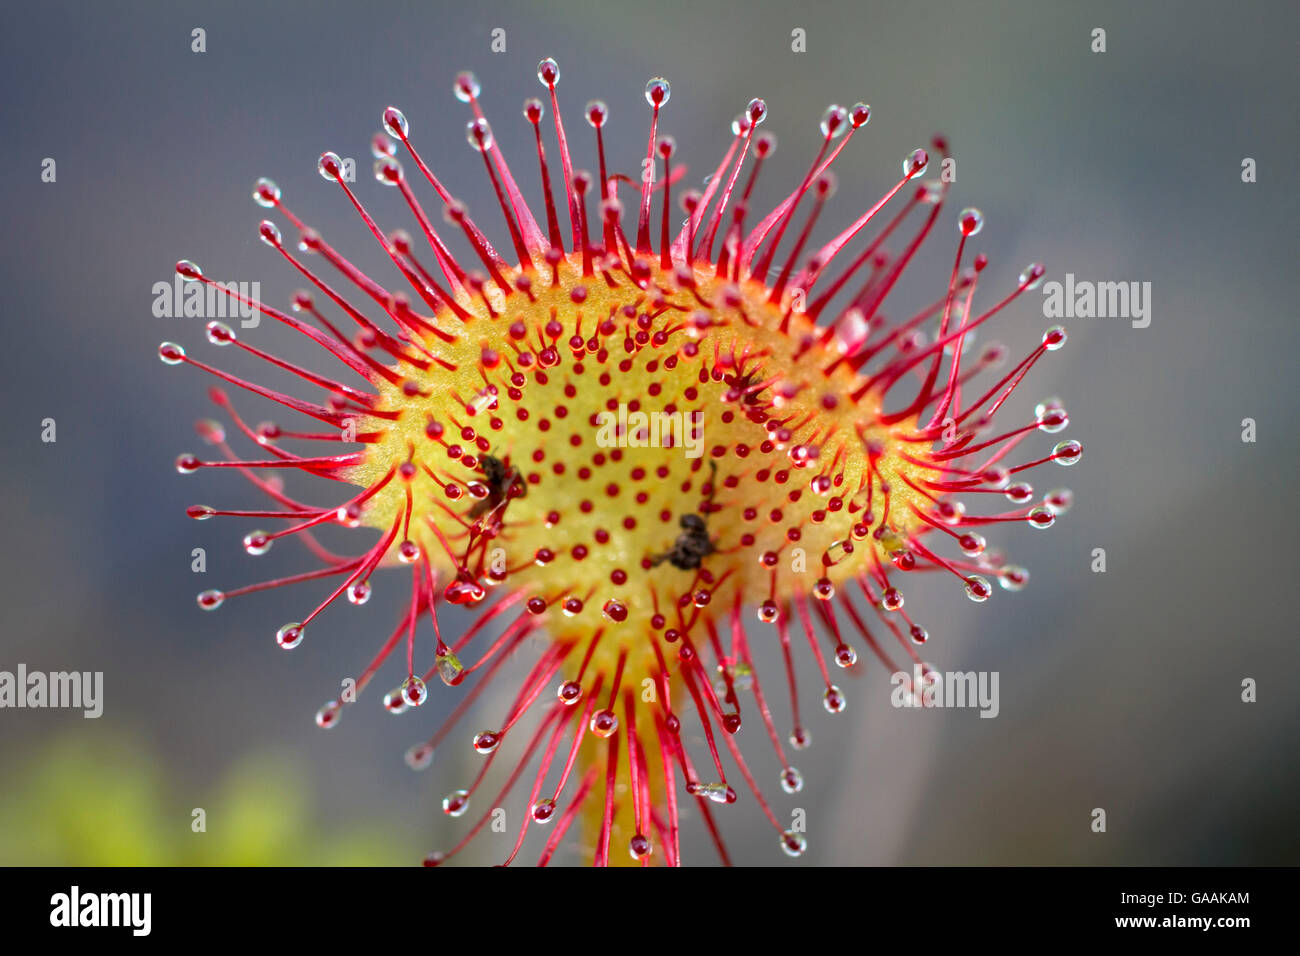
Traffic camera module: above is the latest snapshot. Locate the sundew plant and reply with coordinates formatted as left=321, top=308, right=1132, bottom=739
left=162, top=58, right=1077, bottom=866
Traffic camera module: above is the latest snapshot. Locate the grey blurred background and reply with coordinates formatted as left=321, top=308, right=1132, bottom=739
left=0, top=0, right=1296, bottom=865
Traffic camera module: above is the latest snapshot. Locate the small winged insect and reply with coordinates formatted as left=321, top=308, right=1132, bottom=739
left=652, top=463, right=718, bottom=571
left=469, top=453, right=525, bottom=525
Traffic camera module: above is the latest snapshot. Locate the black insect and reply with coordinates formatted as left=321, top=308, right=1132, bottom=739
left=652, top=512, right=716, bottom=570
left=469, top=453, right=524, bottom=522
left=651, top=463, right=718, bottom=571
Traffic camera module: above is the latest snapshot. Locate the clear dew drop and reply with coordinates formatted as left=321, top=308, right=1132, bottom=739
left=276, top=622, right=304, bottom=649
left=382, top=106, right=408, bottom=138
left=1043, top=325, right=1068, bottom=350
left=252, top=177, right=280, bottom=208
left=1005, top=481, right=1034, bottom=503
left=789, top=728, right=812, bottom=751
left=1027, top=505, right=1056, bottom=530
left=435, top=652, right=464, bottom=687
left=258, top=220, right=281, bottom=247
left=982, top=466, right=1011, bottom=489
left=881, top=586, right=904, bottom=612
left=629, top=834, right=653, bottom=861
left=644, top=77, right=670, bottom=107
left=589, top=709, right=619, bottom=738
left=730, top=661, right=754, bottom=692
left=531, top=799, right=556, bottom=824
left=195, top=589, right=224, bottom=611
left=374, top=157, right=403, bottom=185
left=158, top=342, right=185, bottom=365
left=453, top=70, right=480, bottom=103
left=243, top=531, right=272, bottom=556
left=404, top=743, right=434, bottom=770
left=693, top=782, right=734, bottom=805
left=473, top=730, right=501, bottom=754
left=902, top=147, right=929, bottom=179
left=317, top=151, right=343, bottom=182
left=823, top=684, right=846, bottom=714
left=347, top=580, right=371, bottom=605
left=1019, top=262, right=1046, bottom=290
left=964, top=575, right=992, bottom=602
left=1046, top=488, right=1074, bottom=515
left=465, top=118, right=493, bottom=152
left=537, top=57, right=560, bottom=87
left=1036, top=400, right=1069, bottom=433
left=780, top=767, right=804, bottom=794
left=819, top=104, right=849, bottom=139
left=999, top=566, right=1030, bottom=591
left=442, top=790, right=470, bottom=817
left=781, top=830, right=807, bottom=857
left=1053, top=439, right=1082, bottom=465
left=401, top=675, right=427, bottom=708
left=959, top=207, right=985, bottom=237
left=205, top=321, right=234, bottom=346
left=584, top=99, right=608, bottom=128
left=315, top=699, right=341, bottom=729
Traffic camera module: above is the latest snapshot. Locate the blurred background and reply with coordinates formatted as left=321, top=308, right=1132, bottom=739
left=0, top=0, right=1296, bottom=865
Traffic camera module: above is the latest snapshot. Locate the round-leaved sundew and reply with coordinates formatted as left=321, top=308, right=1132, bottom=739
left=163, top=59, right=1078, bottom=867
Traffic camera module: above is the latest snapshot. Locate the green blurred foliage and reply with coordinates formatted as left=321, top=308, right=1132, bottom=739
left=0, top=734, right=405, bottom=865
